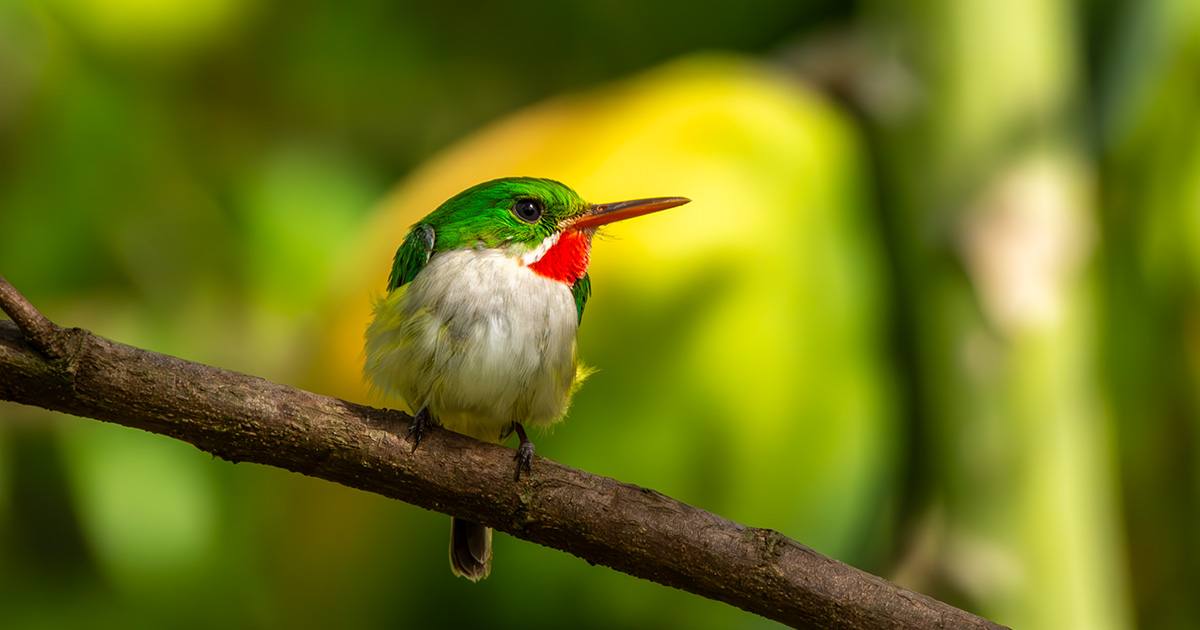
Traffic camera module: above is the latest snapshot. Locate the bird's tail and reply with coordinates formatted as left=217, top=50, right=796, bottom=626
left=449, top=517, right=492, bottom=581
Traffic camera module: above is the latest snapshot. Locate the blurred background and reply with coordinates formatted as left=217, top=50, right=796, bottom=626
left=0, top=0, right=1196, bottom=628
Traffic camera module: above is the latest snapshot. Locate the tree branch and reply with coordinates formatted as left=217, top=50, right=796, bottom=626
left=0, top=277, right=70, bottom=359
left=0, top=277, right=1005, bottom=629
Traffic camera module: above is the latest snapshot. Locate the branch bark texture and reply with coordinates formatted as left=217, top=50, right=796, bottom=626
left=0, top=277, right=1004, bottom=629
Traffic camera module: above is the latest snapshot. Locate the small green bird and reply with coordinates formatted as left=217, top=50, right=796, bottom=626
left=363, top=177, right=688, bottom=581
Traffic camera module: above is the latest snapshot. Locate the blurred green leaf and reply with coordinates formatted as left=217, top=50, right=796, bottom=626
left=59, top=421, right=218, bottom=591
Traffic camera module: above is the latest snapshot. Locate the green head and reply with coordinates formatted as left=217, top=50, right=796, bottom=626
left=387, top=177, right=688, bottom=291
left=423, top=177, right=587, bottom=251
left=419, top=177, right=689, bottom=253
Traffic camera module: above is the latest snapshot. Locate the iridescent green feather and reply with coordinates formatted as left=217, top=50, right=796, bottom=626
left=387, top=225, right=435, bottom=292
left=570, top=273, right=590, bottom=323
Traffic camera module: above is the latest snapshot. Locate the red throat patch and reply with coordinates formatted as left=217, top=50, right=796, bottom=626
left=528, top=230, right=591, bottom=284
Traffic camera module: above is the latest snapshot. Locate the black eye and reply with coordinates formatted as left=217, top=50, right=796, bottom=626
left=512, top=198, right=543, bottom=223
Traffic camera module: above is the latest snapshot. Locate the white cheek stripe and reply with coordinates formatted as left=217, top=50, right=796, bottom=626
left=519, top=231, right=561, bottom=266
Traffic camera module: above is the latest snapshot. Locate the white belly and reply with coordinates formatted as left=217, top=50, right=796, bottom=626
left=364, top=249, right=582, bottom=442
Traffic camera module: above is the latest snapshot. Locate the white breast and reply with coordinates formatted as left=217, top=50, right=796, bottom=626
left=364, top=249, right=581, bottom=442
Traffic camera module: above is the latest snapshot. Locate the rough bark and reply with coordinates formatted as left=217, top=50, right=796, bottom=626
left=0, top=277, right=1004, bottom=629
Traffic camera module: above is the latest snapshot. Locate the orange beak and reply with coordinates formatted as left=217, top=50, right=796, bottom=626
left=569, top=197, right=691, bottom=231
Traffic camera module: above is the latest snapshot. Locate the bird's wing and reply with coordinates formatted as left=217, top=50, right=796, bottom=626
left=386, top=225, right=435, bottom=292
left=571, top=273, right=591, bottom=323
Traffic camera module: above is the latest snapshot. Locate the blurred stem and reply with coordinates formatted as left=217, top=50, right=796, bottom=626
left=1098, top=1, right=1200, bottom=628
left=852, top=1, right=1132, bottom=628
left=0, top=424, right=96, bottom=583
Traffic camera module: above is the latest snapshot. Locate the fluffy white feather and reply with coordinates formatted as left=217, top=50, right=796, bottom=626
left=364, top=248, right=581, bottom=442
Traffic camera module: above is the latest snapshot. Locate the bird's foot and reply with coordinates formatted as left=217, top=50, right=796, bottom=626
left=515, top=441, right=534, bottom=481
left=407, top=407, right=437, bottom=452
left=510, top=422, right=535, bottom=481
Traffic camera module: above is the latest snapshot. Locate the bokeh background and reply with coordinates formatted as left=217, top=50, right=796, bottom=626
left=1, top=1, right=1197, bottom=628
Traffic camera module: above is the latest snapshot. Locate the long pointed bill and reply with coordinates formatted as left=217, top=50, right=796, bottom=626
left=569, top=196, right=691, bottom=230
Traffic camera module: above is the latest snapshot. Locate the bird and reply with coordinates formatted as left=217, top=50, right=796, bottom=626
left=363, top=176, right=689, bottom=582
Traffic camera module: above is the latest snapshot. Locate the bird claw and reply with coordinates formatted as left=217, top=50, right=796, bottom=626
left=514, top=441, right=534, bottom=481
left=508, top=421, right=535, bottom=481
left=407, top=407, right=436, bottom=452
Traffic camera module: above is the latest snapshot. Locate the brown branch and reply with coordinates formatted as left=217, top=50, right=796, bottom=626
left=0, top=276, right=70, bottom=359
left=0, top=280, right=1005, bottom=630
